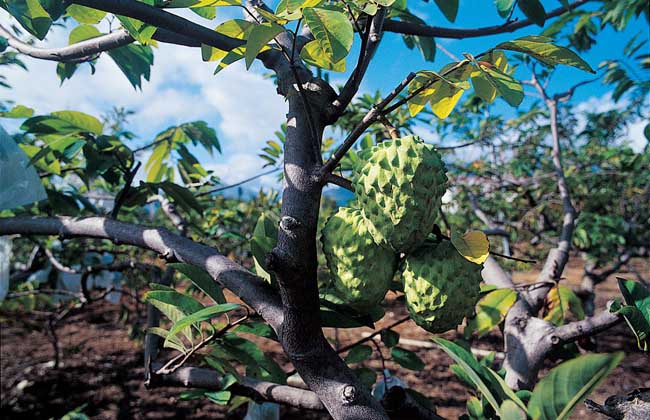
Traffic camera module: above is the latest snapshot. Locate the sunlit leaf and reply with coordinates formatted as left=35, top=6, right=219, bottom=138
left=451, top=230, right=490, bottom=264
left=528, top=353, right=624, bottom=420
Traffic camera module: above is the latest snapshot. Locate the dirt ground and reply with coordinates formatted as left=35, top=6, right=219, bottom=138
left=1, top=258, right=648, bottom=420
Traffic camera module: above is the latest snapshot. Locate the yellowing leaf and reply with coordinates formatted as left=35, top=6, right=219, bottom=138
left=544, top=284, right=585, bottom=326
left=430, top=82, right=464, bottom=119
left=300, top=40, right=346, bottom=72
left=451, top=230, right=489, bottom=264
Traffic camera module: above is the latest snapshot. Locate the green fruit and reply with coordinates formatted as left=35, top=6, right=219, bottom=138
left=402, top=240, right=482, bottom=333
left=353, top=135, right=448, bottom=253
left=322, top=207, right=398, bottom=312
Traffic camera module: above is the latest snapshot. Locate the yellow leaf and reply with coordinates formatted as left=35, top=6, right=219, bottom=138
left=451, top=230, right=489, bottom=264
left=430, top=83, right=464, bottom=119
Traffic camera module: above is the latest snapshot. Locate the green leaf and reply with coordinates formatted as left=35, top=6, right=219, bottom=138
left=213, top=333, right=286, bottom=383
left=144, top=290, right=204, bottom=344
left=466, top=288, right=517, bottom=337
left=68, top=24, right=102, bottom=44
left=391, top=347, right=424, bottom=371
left=159, top=182, right=203, bottom=215
left=495, top=0, right=515, bottom=18
left=107, top=44, right=154, bottom=89
left=433, top=338, right=502, bottom=415
left=144, top=290, right=205, bottom=316
left=609, top=301, right=649, bottom=351
left=191, top=6, right=216, bottom=19
left=496, top=36, right=594, bottom=73
left=527, top=352, right=624, bottom=420
left=161, top=0, right=239, bottom=7
left=67, top=4, right=106, bottom=24
left=167, top=303, right=240, bottom=343
left=169, top=263, right=226, bottom=304
left=146, top=141, right=170, bottom=182
left=56, top=62, right=79, bottom=83
left=300, top=40, right=346, bottom=72
left=518, top=0, right=546, bottom=27
left=0, top=104, right=34, bottom=118
left=234, top=321, right=277, bottom=339
left=205, top=390, right=231, bottom=405
left=117, top=15, right=157, bottom=44
left=433, top=0, right=458, bottom=22
left=501, top=399, right=527, bottom=420
left=617, top=277, right=650, bottom=321
left=479, top=64, right=524, bottom=107
left=485, top=368, right=527, bottom=412
left=21, top=111, right=103, bottom=135
left=302, top=6, right=353, bottom=63
left=250, top=211, right=279, bottom=282
left=345, top=345, right=373, bottom=364
left=381, top=329, right=399, bottom=348
left=4, top=0, right=52, bottom=40
left=245, top=22, right=284, bottom=69
left=466, top=396, right=484, bottom=418
left=146, top=326, right=188, bottom=353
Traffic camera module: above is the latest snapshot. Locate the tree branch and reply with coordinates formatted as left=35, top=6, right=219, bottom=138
left=0, top=25, right=131, bottom=62
left=319, top=72, right=416, bottom=176
left=329, top=8, right=387, bottom=121
left=148, top=365, right=326, bottom=411
left=0, top=216, right=284, bottom=330
left=325, top=173, right=354, bottom=191
left=528, top=69, right=577, bottom=309
left=0, top=24, right=203, bottom=63
left=383, top=0, right=591, bottom=39
left=70, top=0, right=284, bottom=70
left=552, top=309, right=621, bottom=345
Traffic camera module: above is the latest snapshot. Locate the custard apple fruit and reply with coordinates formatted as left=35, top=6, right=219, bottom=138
left=353, top=136, right=448, bottom=253
left=322, top=207, right=398, bottom=312
left=401, top=240, right=482, bottom=333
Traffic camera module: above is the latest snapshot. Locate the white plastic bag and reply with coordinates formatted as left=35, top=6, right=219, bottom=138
left=0, top=124, right=47, bottom=210
left=243, top=402, right=280, bottom=420
left=0, top=236, right=11, bottom=301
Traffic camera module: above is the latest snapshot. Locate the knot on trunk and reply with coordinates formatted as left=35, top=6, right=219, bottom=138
left=341, top=384, right=358, bottom=404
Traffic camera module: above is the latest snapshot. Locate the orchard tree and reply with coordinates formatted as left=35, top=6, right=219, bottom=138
left=1, top=0, right=649, bottom=419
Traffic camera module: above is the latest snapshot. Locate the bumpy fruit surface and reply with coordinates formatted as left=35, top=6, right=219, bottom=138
left=402, top=241, right=481, bottom=333
left=322, top=207, right=398, bottom=312
left=353, top=136, right=447, bottom=253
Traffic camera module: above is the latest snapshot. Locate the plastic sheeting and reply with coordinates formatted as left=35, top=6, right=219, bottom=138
left=243, top=402, right=280, bottom=420
left=0, top=236, right=10, bottom=301
left=371, top=369, right=406, bottom=400
left=0, top=124, right=47, bottom=210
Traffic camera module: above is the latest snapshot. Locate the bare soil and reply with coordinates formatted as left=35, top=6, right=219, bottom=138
left=1, top=258, right=648, bottom=419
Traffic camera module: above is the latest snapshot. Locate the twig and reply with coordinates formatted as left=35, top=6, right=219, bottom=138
left=111, top=161, right=141, bottom=219
left=156, top=309, right=250, bottom=375
left=491, top=251, right=537, bottom=264
left=325, top=173, right=354, bottom=191
left=320, top=72, right=416, bottom=175
left=196, top=167, right=281, bottom=197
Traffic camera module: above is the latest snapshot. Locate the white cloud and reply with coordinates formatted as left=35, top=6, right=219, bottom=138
left=573, top=92, right=647, bottom=152
left=204, top=153, right=281, bottom=191
left=2, top=12, right=287, bottom=182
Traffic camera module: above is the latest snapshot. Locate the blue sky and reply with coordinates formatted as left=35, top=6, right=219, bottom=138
left=1, top=1, right=647, bottom=189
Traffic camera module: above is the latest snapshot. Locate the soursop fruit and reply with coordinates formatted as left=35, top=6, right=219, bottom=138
left=322, top=207, right=398, bottom=312
left=401, top=240, right=482, bottom=333
left=353, top=136, right=447, bottom=253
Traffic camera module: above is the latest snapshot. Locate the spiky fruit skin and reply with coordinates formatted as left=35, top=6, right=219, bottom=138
left=322, top=207, right=398, bottom=312
left=353, top=136, right=448, bottom=253
left=402, top=241, right=482, bottom=333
